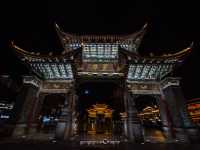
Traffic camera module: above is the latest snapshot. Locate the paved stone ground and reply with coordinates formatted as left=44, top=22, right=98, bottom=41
left=0, top=142, right=199, bottom=150
left=0, top=128, right=199, bottom=149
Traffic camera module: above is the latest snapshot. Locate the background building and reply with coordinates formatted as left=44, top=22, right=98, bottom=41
left=187, top=98, right=200, bottom=126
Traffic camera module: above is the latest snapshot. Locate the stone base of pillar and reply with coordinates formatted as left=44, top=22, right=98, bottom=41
left=174, top=128, right=189, bottom=143
left=12, top=123, right=27, bottom=138
left=55, top=121, right=72, bottom=141
left=123, top=121, right=128, bottom=138
left=185, top=128, right=200, bottom=143
left=128, top=123, right=144, bottom=143
left=64, top=123, right=72, bottom=140
left=12, top=123, right=39, bottom=138
left=134, top=124, right=144, bottom=143
left=55, top=122, right=67, bottom=140
left=28, top=124, right=38, bottom=135
left=162, top=126, right=173, bottom=141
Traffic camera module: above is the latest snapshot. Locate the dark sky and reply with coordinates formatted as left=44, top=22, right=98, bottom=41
left=0, top=1, right=200, bottom=99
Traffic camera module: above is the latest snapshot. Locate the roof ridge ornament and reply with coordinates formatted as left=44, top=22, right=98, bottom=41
left=189, top=41, right=194, bottom=49
left=119, top=23, right=148, bottom=55
left=11, top=41, right=73, bottom=60
left=9, top=40, right=15, bottom=48
left=142, top=43, right=193, bottom=61
left=143, top=22, right=148, bottom=29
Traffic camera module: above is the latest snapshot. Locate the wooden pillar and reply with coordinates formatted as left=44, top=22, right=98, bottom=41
left=32, top=93, right=46, bottom=123
left=55, top=93, right=69, bottom=140
left=55, top=91, right=74, bottom=140
left=161, top=77, right=200, bottom=142
left=124, top=91, right=144, bottom=143
left=121, top=116, right=128, bottom=138
left=156, top=94, right=175, bottom=140
left=12, top=76, right=40, bottom=137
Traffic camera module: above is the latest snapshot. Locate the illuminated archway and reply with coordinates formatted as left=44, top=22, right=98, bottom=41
left=76, top=80, right=125, bottom=139
left=134, top=95, right=166, bottom=142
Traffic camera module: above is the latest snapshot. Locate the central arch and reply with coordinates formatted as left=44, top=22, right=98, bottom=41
left=75, top=79, right=125, bottom=141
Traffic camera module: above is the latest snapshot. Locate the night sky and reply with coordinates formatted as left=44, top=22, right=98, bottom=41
left=0, top=1, right=200, bottom=100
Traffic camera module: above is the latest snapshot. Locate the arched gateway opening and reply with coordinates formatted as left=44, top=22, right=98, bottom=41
left=37, top=94, right=66, bottom=134
left=134, top=95, right=166, bottom=142
left=76, top=80, right=125, bottom=141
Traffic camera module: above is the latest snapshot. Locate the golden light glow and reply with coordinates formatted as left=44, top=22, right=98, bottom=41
left=187, top=102, right=200, bottom=124
left=138, top=106, right=160, bottom=122
left=120, top=112, right=127, bottom=119
left=87, top=104, right=113, bottom=118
